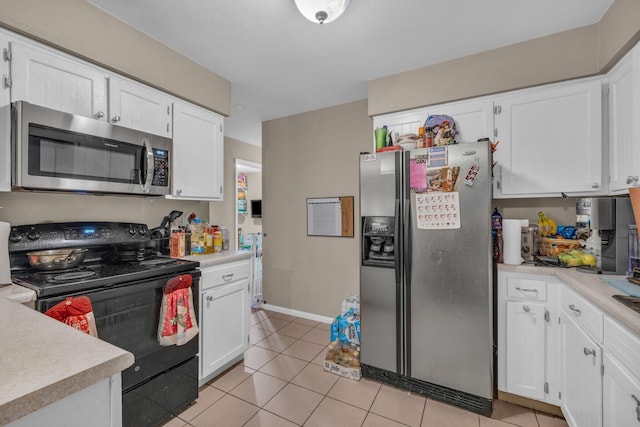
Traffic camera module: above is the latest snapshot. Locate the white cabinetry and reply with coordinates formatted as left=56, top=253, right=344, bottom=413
left=172, top=101, right=224, bottom=200
left=372, top=97, right=494, bottom=149
left=0, top=32, right=11, bottom=192
left=560, top=285, right=603, bottom=427
left=10, top=40, right=107, bottom=120
left=497, top=272, right=561, bottom=405
left=607, top=41, right=640, bottom=193
left=493, top=78, right=604, bottom=198
left=603, top=316, right=640, bottom=427
left=199, top=257, right=251, bottom=385
left=108, top=76, right=173, bottom=137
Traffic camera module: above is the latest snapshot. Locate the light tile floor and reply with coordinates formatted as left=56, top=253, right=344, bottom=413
left=162, top=309, right=569, bottom=427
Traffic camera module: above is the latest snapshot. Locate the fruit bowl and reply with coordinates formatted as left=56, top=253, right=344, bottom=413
left=539, top=237, right=582, bottom=257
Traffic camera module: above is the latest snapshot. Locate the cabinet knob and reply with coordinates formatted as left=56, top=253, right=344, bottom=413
left=626, top=176, right=639, bottom=184
left=176, top=189, right=182, bottom=195
left=94, top=111, right=105, bottom=119
left=568, top=304, right=581, bottom=316
left=591, top=183, right=599, bottom=188
left=111, top=115, right=121, bottom=123
left=523, top=305, right=531, bottom=313
left=206, top=295, right=213, bottom=302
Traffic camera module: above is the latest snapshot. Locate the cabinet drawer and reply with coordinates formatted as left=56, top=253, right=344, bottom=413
left=561, top=285, right=603, bottom=343
left=605, top=317, right=640, bottom=380
left=200, top=259, right=250, bottom=290
left=507, top=278, right=547, bottom=301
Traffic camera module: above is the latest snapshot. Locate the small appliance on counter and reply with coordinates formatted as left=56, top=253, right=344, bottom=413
left=576, top=197, right=634, bottom=274
left=521, top=224, right=538, bottom=262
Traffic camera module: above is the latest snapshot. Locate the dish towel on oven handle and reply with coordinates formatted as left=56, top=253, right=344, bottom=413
left=44, top=296, right=98, bottom=337
left=158, top=274, right=199, bottom=346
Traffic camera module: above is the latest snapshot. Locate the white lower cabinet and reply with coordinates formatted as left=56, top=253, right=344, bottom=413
left=199, top=258, right=251, bottom=385
left=603, top=352, right=640, bottom=427
left=561, top=312, right=603, bottom=427
left=498, top=272, right=561, bottom=405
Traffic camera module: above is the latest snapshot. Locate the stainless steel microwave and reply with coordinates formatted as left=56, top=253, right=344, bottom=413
left=12, top=101, right=171, bottom=196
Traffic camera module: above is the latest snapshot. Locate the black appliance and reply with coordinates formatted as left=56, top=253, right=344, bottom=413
left=250, top=199, right=262, bottom=218
left=8, top=221, right=200, bottom=427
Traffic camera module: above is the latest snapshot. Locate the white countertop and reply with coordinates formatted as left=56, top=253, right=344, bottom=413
left=184, top=250, right=253, bottom=268
left=0, top=289, right=134, bottom=425
left=499, top=264, right=640, bottom=337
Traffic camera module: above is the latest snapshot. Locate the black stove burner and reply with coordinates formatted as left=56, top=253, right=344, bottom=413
left=48, top=270, right=98, bottom=283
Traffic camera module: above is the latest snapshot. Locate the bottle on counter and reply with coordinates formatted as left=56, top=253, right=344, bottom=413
left=417, top=126, right=426, bottom=149
left=220, top=226, right=229, bottom=251
left=190, top=218, right=205, bottom=256
left=213, top=226, right=223, bottom=253
left=204, top=220, right=214, bottom=254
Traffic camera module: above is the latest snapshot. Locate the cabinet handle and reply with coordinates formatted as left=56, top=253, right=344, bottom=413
left=516, top=287, right=538, bottom=293
left=626, top=176, right=639, bottom=185
left=206, top=295, right=213, bottom=302
left=94, top=111, right=105, bottom=119
left=568, top=304, right=581, bottom=316
left=222, top=273, right=234, bottom=281
left=111, top=115, right=121, bottom=123
left=583, top=347, right=596, bottom=357
left=631, top=395, right=640, bottom=421
left=523, top=305, right=531, bottom=313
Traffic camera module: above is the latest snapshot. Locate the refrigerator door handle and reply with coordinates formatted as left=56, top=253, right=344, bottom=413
left=395, top=198, right=401, bottom=286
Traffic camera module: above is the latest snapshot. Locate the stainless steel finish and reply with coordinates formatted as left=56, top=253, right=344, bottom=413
left=111, top=114, right=121, bottom=122
left=12, top=101, right=171, bottom=196
left=569, top=304, right=581, bottom=315
left=523, top=305, right=531, bottom=312
left=359, top=142, right=494, bottom=402
left=27, top=248, right=87, bottom=271
left=142, top=138, right=154, bottom=193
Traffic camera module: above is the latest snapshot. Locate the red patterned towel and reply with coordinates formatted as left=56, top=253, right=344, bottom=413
left=158, top=274, right=198, bottom=346
left=45, top=296, right=98, bottom=337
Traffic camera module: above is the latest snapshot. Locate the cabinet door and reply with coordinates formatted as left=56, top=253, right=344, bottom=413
left=172, top=101, right=224, bottom=200
left=506, top=301, right=546, bottom=400
left=561, top=313, right=603, bottom=427
left=494, top=79, right=603, bottom=198
left=608, top=43, right=640, bottom=193
left=603, top=352, right=640, bottom=427
left=10, top=40, right=107, bottom=119
left=108, top=76, right=172, bottom=137
left=200, top=280, right=250, bottom=381
left=0, top=32, right=10, bottom=192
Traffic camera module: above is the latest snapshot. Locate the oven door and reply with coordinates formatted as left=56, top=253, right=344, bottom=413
left=37, top=270, right=200, bottom=391
left=13, top=101, right=170, bottom=195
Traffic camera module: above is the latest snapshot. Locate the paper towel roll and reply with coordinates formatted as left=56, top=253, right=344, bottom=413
left=0, top=222, right=10, bottom=285
left=503, top=219, right=524, bottom=265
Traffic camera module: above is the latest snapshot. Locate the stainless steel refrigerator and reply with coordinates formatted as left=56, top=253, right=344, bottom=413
left=359, top=141, right=493, bottom=416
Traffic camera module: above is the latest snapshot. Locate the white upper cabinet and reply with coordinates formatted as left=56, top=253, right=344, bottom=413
left=108, top=76, right=173, bottom=138
left=373, top=97, right=494, bottom=150
left=171, top=101, right=224, bottom=200
left=0, top=32, right=11, bottom=192
left=10, top=40, right=107, bottom=120
left=608, top=42, right=640, bottom=193
left=493, top=78, right=604, bottom=198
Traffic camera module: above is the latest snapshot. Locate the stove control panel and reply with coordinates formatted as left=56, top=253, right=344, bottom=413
left=8, top=222, right=152, bottom=252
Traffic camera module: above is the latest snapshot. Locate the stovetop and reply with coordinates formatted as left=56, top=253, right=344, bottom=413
left=12, top=256, right=200, bottom=297
left=8, top=221, right=200, bottom=298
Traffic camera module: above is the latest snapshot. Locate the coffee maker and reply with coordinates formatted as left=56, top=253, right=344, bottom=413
left=575, top=197, right=634, bottom=274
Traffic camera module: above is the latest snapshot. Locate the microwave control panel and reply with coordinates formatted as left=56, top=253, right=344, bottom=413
left=152, top=149, right=169, bottom=187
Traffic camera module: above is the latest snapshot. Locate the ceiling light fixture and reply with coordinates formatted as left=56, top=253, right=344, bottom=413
left=294, top=0, right=350, bottom=25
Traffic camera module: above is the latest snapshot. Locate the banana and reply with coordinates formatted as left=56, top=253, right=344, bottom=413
left=538, top=211, right=557, bottom=237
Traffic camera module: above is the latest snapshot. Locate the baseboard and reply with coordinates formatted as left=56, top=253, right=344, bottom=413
left=497, top=391, right=564, bottom=418
left=261, top=303, right=333, bottom=324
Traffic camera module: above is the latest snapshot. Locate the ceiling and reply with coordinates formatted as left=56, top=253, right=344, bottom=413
left=87, top=0, right=614, bottom=147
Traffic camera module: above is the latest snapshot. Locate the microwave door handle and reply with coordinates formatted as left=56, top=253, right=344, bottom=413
left=140, top=138, right=154, bottom=193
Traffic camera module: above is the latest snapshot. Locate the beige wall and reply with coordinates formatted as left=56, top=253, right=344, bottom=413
left=0, top=0, right=231, bottom=115
left=208, top=137, right=262, bottom=245
left=262, top=99, right=371, bottom=317
left=0, top=191, right=209, bottom=228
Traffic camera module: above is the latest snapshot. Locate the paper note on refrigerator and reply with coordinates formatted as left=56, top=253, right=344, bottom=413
left=415, top=192, right=461, bottom=229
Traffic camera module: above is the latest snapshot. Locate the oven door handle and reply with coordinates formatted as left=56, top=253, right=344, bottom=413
left=140, top=138, right=154, bottom=194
